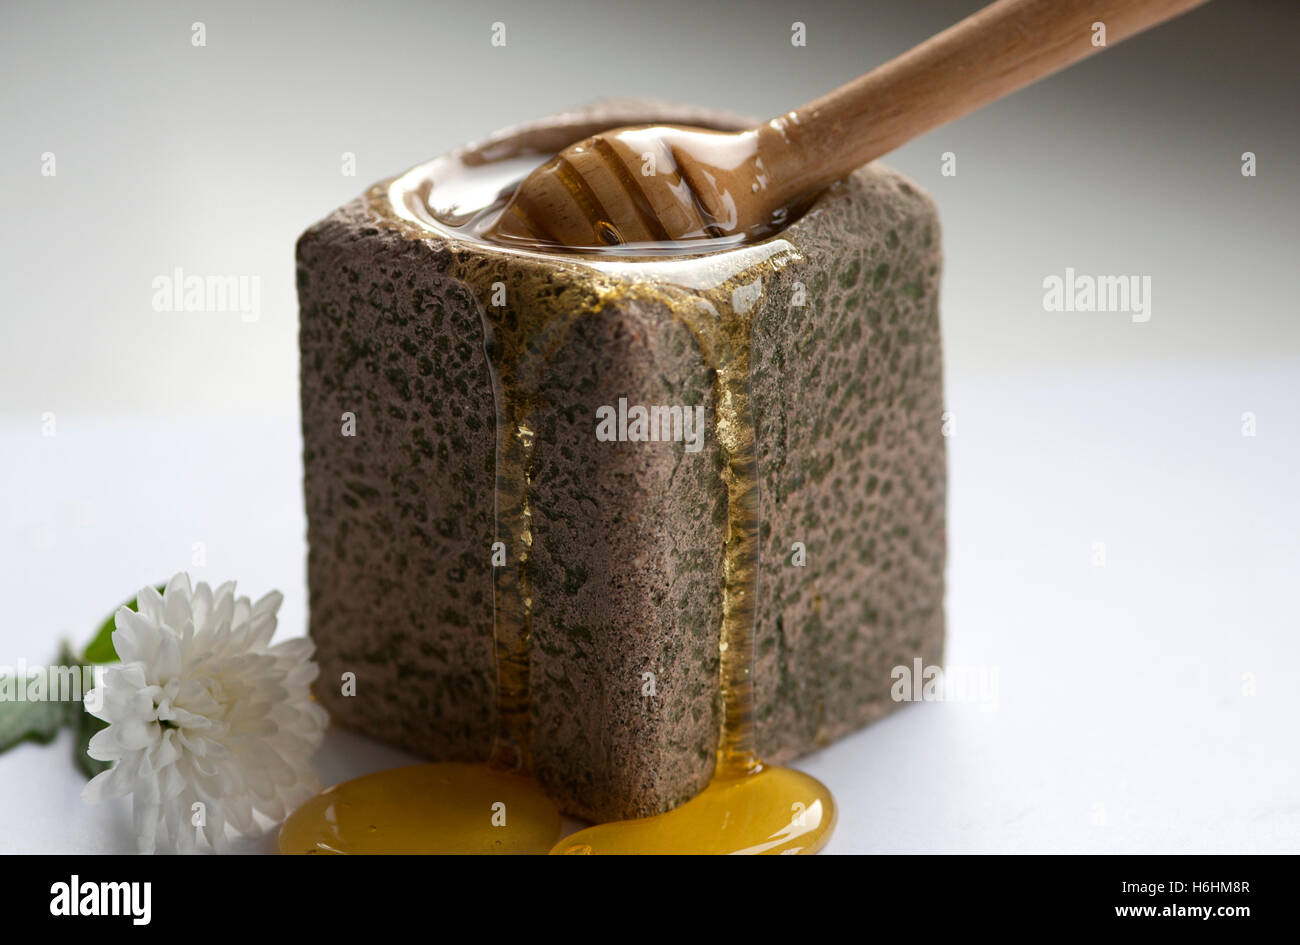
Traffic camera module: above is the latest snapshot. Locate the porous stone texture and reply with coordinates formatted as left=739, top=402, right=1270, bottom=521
left=298, top=100, right=945, bottom=822
left=298, top=206, right=498, bottom=760
left=750, top=174, right=947, bottom=763
left=519, top=298, right=724, bottom=819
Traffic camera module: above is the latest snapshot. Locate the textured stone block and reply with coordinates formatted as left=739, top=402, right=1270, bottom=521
left=297, top=100, right=945, bottom=822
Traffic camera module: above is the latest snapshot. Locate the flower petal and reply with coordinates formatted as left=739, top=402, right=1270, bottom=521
left=79, top=573, right=325, bottom=852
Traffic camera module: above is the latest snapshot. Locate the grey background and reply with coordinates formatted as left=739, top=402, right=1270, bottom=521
left=2, top=1, right=1297, bottom=852
left=1, top=0, right=1296, bottom=421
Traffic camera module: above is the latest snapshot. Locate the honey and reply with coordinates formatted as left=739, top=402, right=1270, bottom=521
left=393, top=136, right=819, bottom=257
left=554, top=764, right=834, bottom=855
left=281, top=136, right=836, bottom=855
left=484, top=125, right=821, bottom=251
left=278, top=763, right=560, bottom=854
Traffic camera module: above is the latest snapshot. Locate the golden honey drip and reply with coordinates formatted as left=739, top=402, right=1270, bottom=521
left=689, top=288, right=762, bottom=776
left=280, top=156, right=837, bottom=855
left=484, top=384, right=539, bottom=771
left=280, top=304, right=566, bottom=854
left=547, top=260, right=836, bottom=854
left=279, top=179, right=583, bottom=857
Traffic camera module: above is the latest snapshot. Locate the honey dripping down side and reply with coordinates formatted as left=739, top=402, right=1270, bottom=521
left=278, top=236, right=566, bottom=853
left=550, top=254, right=835, bottom=855
left=280, top=158, right=571, bottom=855
left=280, top=145, right=836, bottom=855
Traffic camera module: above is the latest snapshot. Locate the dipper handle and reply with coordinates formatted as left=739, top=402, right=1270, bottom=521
left=759, top=0, right=1210, bottom=207
left=490, top=0, right=1210, bottom=249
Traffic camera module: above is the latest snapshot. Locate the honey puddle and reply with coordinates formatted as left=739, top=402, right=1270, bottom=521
left=278, top=763, right=559, bottom=854
left=280, top=149, right=835, bottom=855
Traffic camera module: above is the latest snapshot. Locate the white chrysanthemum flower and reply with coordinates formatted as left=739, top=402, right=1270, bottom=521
left=82, top=572, right=329, bottom=854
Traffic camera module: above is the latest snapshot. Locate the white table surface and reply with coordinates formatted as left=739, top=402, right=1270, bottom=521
left=3, top=362, right=1296, bottom=854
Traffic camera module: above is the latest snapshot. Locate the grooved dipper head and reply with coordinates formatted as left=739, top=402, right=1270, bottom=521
left=487, top=124, right=788, bottom=251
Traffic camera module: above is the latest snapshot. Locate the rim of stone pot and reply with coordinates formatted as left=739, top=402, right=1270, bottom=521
left=376, top=99, right=836, bottom=263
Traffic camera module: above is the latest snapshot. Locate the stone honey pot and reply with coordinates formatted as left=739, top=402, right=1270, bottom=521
left=288, top=0, right=1208, bottom=851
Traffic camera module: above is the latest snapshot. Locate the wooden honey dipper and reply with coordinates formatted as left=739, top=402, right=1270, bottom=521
left=488, top=0, right=1209, bottom=249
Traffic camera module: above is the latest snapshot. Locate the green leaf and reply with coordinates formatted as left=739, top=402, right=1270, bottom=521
left=0, top=584, right=166, bottom=775
left=82, top=599, right=133, bottom=664
left=57, top=642, right=112, bottom=778
left=73, top=707, right=111, bottom=778
left=56, top=642, right=81, bottom=727
left=82, top=585, right=164, bottom=664
left=0, top=670, right=71, bottom=753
